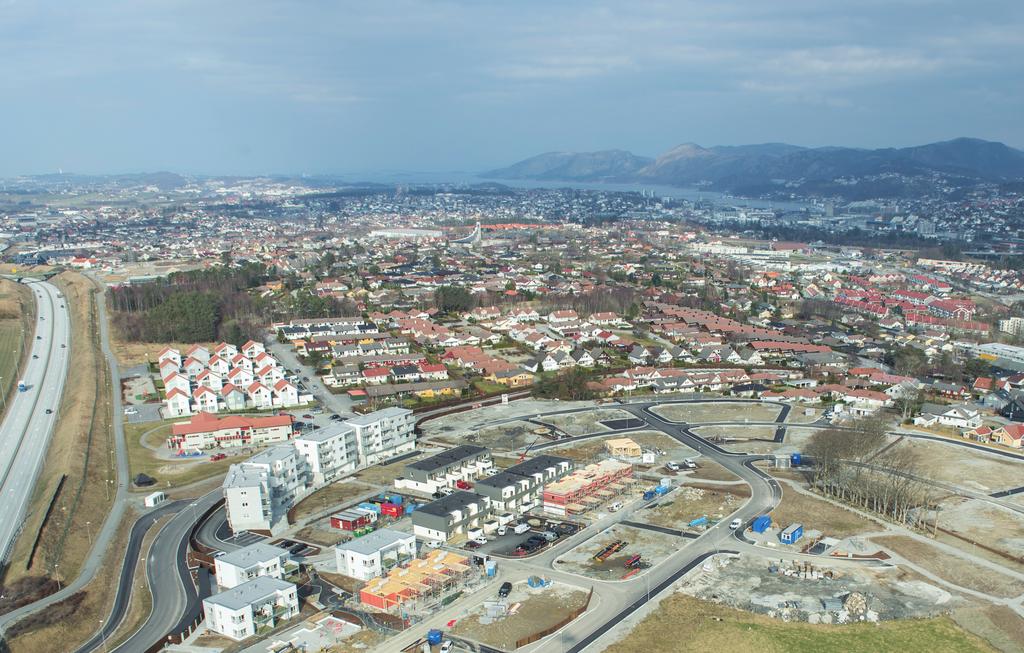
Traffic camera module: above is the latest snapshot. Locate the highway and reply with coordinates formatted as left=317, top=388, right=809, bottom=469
left=0, top=279, right=71, bottom=565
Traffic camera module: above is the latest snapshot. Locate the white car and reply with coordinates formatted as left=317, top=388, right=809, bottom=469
left=440, top=641, right=454, bottom=653
left=729, top=518, right=742, bottom=530
left=608, top=502, right=624, bottom=512
left=123, top=407, right=138, bottom=416
left=471, top=536, right=488, bottom=545
left=424, top=540, right=444, bottom=549
left=665, top=462, right=680, bottom=471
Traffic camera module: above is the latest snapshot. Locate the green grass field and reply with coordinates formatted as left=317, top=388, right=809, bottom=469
left=605, top=594, right=994, bottom=653
left=124, top=420, right=235, bottom=490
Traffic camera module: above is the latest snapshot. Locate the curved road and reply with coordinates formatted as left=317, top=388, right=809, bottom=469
left=0, top=279, right=70, bottom=564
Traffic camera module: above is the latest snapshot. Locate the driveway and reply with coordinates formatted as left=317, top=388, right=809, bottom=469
left=265, top=337, right=354, bottom=417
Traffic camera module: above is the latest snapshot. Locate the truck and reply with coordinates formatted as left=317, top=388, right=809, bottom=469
left=17, top=380, right=27, bottom=392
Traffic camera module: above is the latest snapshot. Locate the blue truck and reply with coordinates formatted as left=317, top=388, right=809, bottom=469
left=17, top=380, right=27, bottom=392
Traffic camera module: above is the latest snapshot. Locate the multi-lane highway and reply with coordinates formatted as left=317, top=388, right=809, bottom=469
left=0, top=279, right=70, bottom=564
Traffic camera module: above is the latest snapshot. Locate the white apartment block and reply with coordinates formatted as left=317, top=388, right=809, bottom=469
left=334, top=528, right=416, bottom=581
left=223, top=408, right=415, bottom=534
left=394, top=445, right=493, bottom=494
left=999, top=317, right=1024, bottom=336
left=293, top=425, right=358, bottom=486
left=203, top=577, right=299, bottom=641
left=215, top=542, right=292, bottom=589
left=345, top=407, right=416, bottom=466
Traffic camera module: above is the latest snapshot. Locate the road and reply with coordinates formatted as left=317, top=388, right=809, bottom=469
left=0, top=279, right=70, bottom=564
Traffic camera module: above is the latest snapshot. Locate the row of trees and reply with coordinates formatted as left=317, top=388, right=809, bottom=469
left=804, top=418, right=936, bottom=529
left=109, top=264, right=270, bottom=344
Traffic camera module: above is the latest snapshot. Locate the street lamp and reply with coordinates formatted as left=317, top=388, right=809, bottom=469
left=86, top=521, right=93, bottom=546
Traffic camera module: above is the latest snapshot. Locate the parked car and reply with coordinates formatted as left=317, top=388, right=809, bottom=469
left=498, top=581, right=513, bottom=598
left=302, top=413, right=314, bottom=419
left=439, top=641, right=454, bottom=653
left=124, top=407, right=138, bottom=416
left=729, top=518, right=742, bottom=530
left=439, top=487, right=455, bottom=496
left=329, top=414, right=343, bottom=421
left=683, top=459, right=697, bottom=469
left=497, top=525, right=508, bottom=536
left=464, top=541, right=482, bottom=550
left=540, top=530, right=558, bottom=542
left=666, top=462, right=681, bottom=472
left=44, top=409, right=53, bottom=414
left=424, top=540, right=444, bottom=549
left=513, top=522, right=531, bottom=534
left=608, top=502, right=624, bottom=512
left=455, top=479, right=472, bottom=490
left=471, top=536, right=487, bottom=545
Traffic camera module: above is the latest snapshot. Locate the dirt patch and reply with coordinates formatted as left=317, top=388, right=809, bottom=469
left=685, top=459, right=741, bottom=482
left=295, top=524, right=344, bottom=548
left=451, top=583, right=588, bottom=650
left=651, top=401, right=781, bottom=424
left=289, top=480, right=375, bottom=523
left=872, top=535, right=1023, bottom=599
left=785, top=407, right=823, bottom=424
left=554, top=523, right=681, bottom=580
left=771, top=484, right=879, bottom=538
left=952, top=605, right=1024, bottom=653
left=351, top=453, right=422, bottom=487
left=317, top=571, right=366, bottom=595
left=545, top=430, right=695, bottom=464
left=891, top=438, right=1024, bottom=495
left=693, top=425, right=778, bottom=441
left=539, top=409, right=632, bottom=436
left=642, top=485, right=749, bottom=530
left=934, top=497, right=1024, bottom=566
left=108, top=335, right=218, bottom=368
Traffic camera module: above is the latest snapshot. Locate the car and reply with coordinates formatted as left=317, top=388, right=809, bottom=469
left=311, top=407, right=323, bottom=414
left=608, top=502, right=624, bottom=512
left=455, top=480, right=472, bottom=490
left=39, top=316, right=43, bottom=320
left=730, top=518, right=742, bottom=530
left=498, top=581, right=513, bottom=598
left=61, top=344, right=66, bottom=348
left=439, top=487, right=454, bottom=496
left=45, top=409, right=53, bottom=414
left=329, top=414, right=343, bottom=421
left=302, top=376, right=310, bottom=382
left=423, top=540, right=444, bottom=549
left=302, top=413, right=314, bottom=419
left=464, top=541, right=482, bottom=550
left=124, top=407, right=138, bottom=416
left=36, top=335, right=41, bottom=340
left=513, top=522, right=531, bottom=535
left=471, top=536, right=487, bottom=545
left=497, top=525, right=508, bottom=536
left=32, top=354, right=38, bottom=359
left=540, top=530, right=558, bottom=542
left=213, top=551, right=226, bottom=558
left=439, top=641, right=454, bottom=653
left=666, top=462, right=681, bottom=472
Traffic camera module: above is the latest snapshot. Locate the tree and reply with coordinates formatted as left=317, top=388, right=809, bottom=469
left=434, top=285, right=474, bottom=314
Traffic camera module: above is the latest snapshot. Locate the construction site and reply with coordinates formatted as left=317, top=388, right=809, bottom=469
left=554, top=523, right=679, bottom=580
left=680, top=553, right=967, bottom=623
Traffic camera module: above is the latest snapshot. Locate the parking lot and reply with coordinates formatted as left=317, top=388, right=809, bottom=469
left=458, top=516, right=582, bottom=558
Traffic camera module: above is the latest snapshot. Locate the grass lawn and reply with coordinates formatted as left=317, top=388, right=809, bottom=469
left=124, top=420, right=235, bottom=490
left=770, top=484, right=877, bottom=538
left=605, top=593, right=994, bottom=653
left=472, top=379, right=507, bottom=394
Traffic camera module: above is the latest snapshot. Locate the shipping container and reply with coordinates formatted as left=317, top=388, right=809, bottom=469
left=380, top=503, right=403, bottom=519
left=752, top=514, right=772, bottom=533
left=642, top=490, right=656, bottom=501
left=780, top=523, right=804, bottom=544
left=143, top=491, right=166, bottom=508
left=358, top=502, right=382, bottom=514
left=688, top=516, right=708, bottom=527
left=654, top=485, right=671, bottom=496
left=427, top=629, right=443, bottom=646
left=790, top=453, right=802, bottom=466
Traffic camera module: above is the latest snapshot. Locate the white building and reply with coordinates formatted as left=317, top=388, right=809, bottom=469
left=203, top=576, right=299, bottom=641
left=294, top=425, right=358, bottom=486
left=345, top=407, right=416, bottom=466
left=215, top=542, right=292, bottom=589
left=222, top=408, right=415, bottom=534
left=334, top=528, right=416, bottom=581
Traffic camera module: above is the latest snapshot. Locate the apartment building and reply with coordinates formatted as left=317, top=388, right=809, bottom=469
left=345, top=407, right=416, bottom=466
left=222, top=408, right=415, bottom=534
left=222, top=445, right=309, bottom=532
left=473, top=455, right=574, bottom=514
left=334, top=528, right=417, bottom=581
left=411, top=491, right=492, bottom=542
left=215, top=542, right=293, bottom=589
left=203, top=577, right=299, bottom=641
left=394, top=445, right=493, bottom=493
left=293, top=425, right=358, bottom=486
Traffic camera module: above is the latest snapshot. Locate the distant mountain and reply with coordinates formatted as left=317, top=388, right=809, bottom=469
left=483, top=149, right=652, bottom=181
left=487, top=138, right=1024, bottom=198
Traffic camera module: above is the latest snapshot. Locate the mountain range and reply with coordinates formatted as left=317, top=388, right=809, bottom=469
left=485, top=138, right=1024, bottom=199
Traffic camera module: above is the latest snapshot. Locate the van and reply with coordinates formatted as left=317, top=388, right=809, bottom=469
left=513, top=523, right=531, bottom=535
left=609, top=502, right=624, bottom=512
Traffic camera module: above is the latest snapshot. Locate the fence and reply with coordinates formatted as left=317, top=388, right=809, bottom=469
left=24, top=474, right=66, bottom=571
left=514, top=586, right=594, bottom=649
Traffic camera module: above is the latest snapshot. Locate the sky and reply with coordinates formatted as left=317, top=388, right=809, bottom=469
left=1, top=0, right=1022, bottom=177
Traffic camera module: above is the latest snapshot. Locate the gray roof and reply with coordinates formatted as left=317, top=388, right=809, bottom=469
left=406, top=445, right=488, bottom=473
left=335, top=528, right=413, bottom=556
left=294, top=423, right=354, bottom=443
left=217, top=542, right=290, bottom=569
left=346, top=406, right=412, bottom=426
left=416, top=491, right=488, bottom=518
left=205, top=576, right=294, bottom=611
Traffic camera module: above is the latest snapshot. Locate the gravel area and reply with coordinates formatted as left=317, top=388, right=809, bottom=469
left=554, top=523, right=681, bottom=580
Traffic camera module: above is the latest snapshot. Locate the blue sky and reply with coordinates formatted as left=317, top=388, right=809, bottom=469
left=2, top=0, right=1022, bottom=176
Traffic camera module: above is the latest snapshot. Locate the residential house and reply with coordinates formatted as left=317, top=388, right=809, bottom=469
left=203, top=577, right=299, bottom=641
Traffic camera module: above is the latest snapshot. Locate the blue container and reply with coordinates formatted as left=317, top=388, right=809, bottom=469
left=780, top=523, right=804, bottom=544
left=358, top=502, right=381, bottom=514
left=790, top=453, right=802, bottom=466
left=404, top=503, right=416, bottom=515
left=752, top=514, right=772, bottom=533
left=427, top=629, right=443, bottom=646
left=390, top=495, right=403, bottom=505
left=655, top=485, right=670, bottom=496
left=643, top=490, right=656, bottom=501
left=688, top=516, right=708, bottom=527
left=485, top=560, right=497, bottom=577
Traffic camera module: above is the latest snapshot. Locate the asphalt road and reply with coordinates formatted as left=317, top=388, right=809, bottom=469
left=0, top=279, right=70, bottom=564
